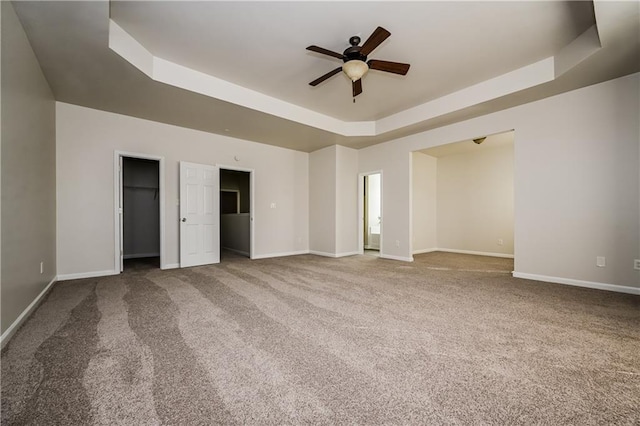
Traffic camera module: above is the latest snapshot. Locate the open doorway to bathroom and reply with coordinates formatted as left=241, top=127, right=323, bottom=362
left=360, top=172, right=382, bottom=257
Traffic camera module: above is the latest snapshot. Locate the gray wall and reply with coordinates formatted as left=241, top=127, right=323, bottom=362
left=436, top=139, right=514, bottom=255
left=411, top=152, right=437, bottom=252
left=1, top=1, right=57, bottom=334
left=56, top=102, right=310, bottom=274
left=309, top=146, right=336, bottom=254
left=308, top=145, right=359, bottom=256
left=359, top=73, right=639, bottom=287
left=335, top=145, right=358, bottom=255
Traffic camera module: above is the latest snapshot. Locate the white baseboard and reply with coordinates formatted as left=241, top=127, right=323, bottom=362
left=309, top=250, right=336, bottom=258
left=309, top=250, right=360, bottom=258
left=437, top=248, right=514, bottom=259
left=1, top=276, right=57, bottom=349
left=379, top=253, right=414, bottom=262
left=513, top=272, right=640, bottom=295
left=252, top=250, right=310, bottom=260
left=413, top=248, right=439, bottom=255
left=57, top=269, right=119, bottom=281
left=162, top=263, right=179, bottom=270
left=336, top=251, right=360, bottom=258
left=123, top=253, right=160, bottom=259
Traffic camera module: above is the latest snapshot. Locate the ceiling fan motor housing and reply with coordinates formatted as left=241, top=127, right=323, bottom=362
left=343, top=43, right=367, bottom=63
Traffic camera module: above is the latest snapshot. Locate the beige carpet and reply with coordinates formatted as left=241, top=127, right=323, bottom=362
left=2, top=252, right=639, bottom=425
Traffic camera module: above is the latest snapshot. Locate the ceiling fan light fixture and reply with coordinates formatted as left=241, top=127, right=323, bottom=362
left=342, top=60, right=369, bottom=81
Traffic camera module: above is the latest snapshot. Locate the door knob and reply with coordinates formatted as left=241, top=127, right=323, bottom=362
left=181, top=218, right=187, bottom=222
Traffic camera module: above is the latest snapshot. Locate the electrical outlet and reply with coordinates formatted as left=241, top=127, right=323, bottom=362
left=270, top=202, right=276, bottom=209
left=596, top=256, right=606, bottom=267
left=395, top=240, right=400, bottom=247
left=634, top=259, right=640, bottom=270
left=497, top=239, right=504, bottom=246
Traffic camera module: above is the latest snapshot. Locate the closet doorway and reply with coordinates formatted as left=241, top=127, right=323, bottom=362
left=219, top=167, right=254, bottom=260
left=114, top=152, right=165, bottom=272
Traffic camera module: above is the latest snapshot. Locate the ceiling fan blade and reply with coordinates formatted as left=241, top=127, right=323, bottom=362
left=360, top=26, right=391, bottom=56
left=353, top=79, right=362, bottom=97
left=309, top=67, right=343, bottom=86
left=306, top=45, right=345, bottom=60
left=367, top=60, right=410, bottom=75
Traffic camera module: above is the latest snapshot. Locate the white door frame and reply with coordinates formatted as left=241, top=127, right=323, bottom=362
left=217, top=164, right=255, bottom=260
left=113, top=151, right=166, bottom=272
left=358, top=170, right=383, bottom=255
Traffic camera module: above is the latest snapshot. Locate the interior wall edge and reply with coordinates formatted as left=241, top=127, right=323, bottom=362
left=0, top=276, right=57, bottom=349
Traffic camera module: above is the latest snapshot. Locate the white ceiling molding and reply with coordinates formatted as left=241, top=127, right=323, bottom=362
left=152, top=57, right=374, bottom=137
left=109, top=18, right=603, bottom=139
left=108, top=19, right=153, bottom=78
left=109, top=20, right=374, bottom=137
left=554, top=25, right=601, bottom=77
left=376, top=57, right=556, bottom=135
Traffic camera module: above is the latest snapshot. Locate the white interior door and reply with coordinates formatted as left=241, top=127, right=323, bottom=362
left=180, top=161, right=220, bottom=267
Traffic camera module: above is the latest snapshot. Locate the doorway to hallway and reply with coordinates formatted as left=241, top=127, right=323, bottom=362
left=219, top=166, right=254, bottom=261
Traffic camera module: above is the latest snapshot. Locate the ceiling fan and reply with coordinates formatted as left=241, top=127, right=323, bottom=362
left=306, top=26, right=410, bottom=98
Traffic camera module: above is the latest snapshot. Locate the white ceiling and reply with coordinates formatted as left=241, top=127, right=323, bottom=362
left=10, top=1, right=640, bottom=152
